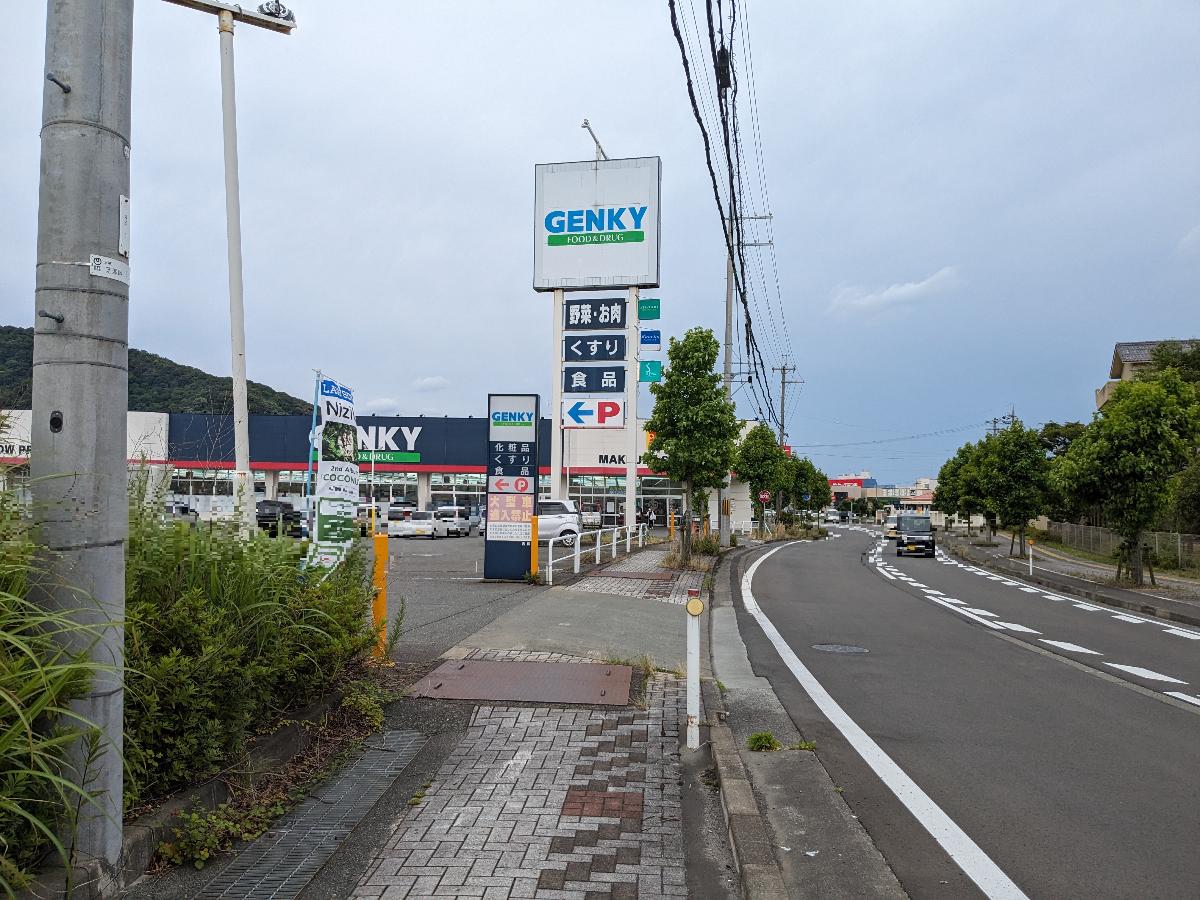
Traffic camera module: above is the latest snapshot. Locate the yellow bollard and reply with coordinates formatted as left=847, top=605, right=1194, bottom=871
left=668, top=510, right=675, bottom=541
left=530, top=515, right=539, bottom=578
left=371, top=532, right=388, bottom=659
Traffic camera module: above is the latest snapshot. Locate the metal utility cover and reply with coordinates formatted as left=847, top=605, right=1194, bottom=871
left=410, top=660, right=632, bottom=705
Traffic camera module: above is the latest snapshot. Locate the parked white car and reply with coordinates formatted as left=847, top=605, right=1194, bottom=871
left=435, top=506, right=472, bottom=536
left=536, top=499, right=582, bottom=546
left=389, top=510, right=449, bottom=539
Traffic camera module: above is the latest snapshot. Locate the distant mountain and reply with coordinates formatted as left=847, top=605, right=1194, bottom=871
left=0, top=326, right=311, bottom=415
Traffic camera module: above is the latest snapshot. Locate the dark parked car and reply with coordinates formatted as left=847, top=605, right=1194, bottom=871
left=256, top=499, right=303, bottom=537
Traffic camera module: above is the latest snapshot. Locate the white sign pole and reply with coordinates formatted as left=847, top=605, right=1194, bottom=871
left=625, top=286, right=639, bottom=529
left=551, top=289, right=566, bottom=499
left=686, top=591, right=702, bottom=750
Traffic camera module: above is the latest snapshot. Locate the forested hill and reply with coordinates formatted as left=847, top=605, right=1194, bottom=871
left=0, top=326, right=311, bottom=415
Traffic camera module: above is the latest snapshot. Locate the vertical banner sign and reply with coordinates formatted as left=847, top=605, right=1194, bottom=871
left=307, top=378, right=359, bottom=571
left=484, top=394, right=540, bottom=581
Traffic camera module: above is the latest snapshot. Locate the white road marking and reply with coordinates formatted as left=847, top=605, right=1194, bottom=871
left=909, top=582, right=928, bottom=588
left=1000, top=581, right=1020, bottom=587
left=742, top=545, right=1029, bottom=900
left=877, top=567, right=896, bottom=580
left=1019, top=587, right=1040, bottom=593
left=994, top=622, right=1042, bottom=634
left=1072, top=603, right=1103, bottom=612
left=1042, top=594, right=1068, bottom=601
left=1103, top=664, right=1187, bottom=684
left=922, top=589, right=945, bottom=596
left=963, top=608, right=999, bottom=617
left=939, top=598, right=967, bottom=604
left=1164, top=628, right=1200, bottom=641
left=1111, top=614, right=1145, bottom=624
left=1165, top=691, right=1200, bottom=708
left=1039, top=640, right=1101, bottom=655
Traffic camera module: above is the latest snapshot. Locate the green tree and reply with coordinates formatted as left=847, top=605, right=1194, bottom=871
left=790, top=457, right=831, bottom=515
left=1138, top=341, right=1200, bottom=386
left=642, top=328, right=739, bottom=561
left=1054, top=371, right=1200, bottom=583
left=735, top=423, right=788, bottom=531
left=978, top=421, right=1049, bottom=556
left=1168, top=458, right=1200, bottom=534
left=935, top=441, right=991, bottom=535
left=1038, top=421, right=1086, bottom=458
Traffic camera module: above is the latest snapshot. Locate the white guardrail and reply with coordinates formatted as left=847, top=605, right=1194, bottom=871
left=546, top=523, right=647, bottom=586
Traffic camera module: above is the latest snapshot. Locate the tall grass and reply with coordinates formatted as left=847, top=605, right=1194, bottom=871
left=0, top=469, right=109, bottom=893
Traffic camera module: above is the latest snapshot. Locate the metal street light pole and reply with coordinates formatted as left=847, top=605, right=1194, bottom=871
left=163, top=1, right=296, bottom=530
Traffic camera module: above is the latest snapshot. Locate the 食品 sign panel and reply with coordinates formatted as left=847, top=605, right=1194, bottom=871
left=564, top=298, right=626, bottom=331
left=562, top=398, right=626, bottom=429
left=533, top=157, right=661, bottom=291
left=563, top=334, right=626, bottom=362
left=563, top=365, right=625, bottom=394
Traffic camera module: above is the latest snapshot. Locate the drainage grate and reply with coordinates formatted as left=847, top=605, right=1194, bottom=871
left=812, top=643, right=869, bottom=654
left=197, top=728, right=426, bottom=899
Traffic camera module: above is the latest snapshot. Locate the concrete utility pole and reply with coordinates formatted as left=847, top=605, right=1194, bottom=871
left=719, top=216, right=771, bottom=546
left=772, top=363, right=803, bottom=444
left=32, top=0, right=134, bottom=880
left=163, top=0, right=296, bottom=530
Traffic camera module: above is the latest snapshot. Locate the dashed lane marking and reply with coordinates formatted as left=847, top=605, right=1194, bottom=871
left=994, top=622, right=1042, bottom=634
left=963, top=608, right=999, bottom=618
left=1103, top=664, right=1187, bottom=684
left=1165, top=691, right=1200, bottom=708
left=743, top=544, right=1030, bottom=900
left=1039, top=640, right=1101, bottom=655
left=1164, top=628, right=1200, bottom=640
left=1111, top=614, right=1146, bottom=624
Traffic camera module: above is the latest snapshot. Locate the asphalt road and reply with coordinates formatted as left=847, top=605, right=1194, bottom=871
left=736, top=526, right=1200, bottom=900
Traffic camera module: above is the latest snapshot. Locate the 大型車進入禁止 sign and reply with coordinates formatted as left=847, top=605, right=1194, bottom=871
left=563, top=366, right=625, bottom=394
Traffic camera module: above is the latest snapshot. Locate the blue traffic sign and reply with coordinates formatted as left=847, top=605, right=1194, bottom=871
left=640, top=329, right=661, bottom=351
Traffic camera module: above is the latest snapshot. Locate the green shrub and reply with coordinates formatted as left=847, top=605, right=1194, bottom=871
left=123, top=492, right=376, bottom=810
left=729, top=533, right=739, bottom=547
left=692, top=533, right=721, bottom=556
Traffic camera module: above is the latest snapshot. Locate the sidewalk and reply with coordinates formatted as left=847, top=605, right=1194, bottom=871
left=347, top=549, right=735, bottom=900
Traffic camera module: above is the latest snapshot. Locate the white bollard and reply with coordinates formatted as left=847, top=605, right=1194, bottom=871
left=1028, top=538, right=1034, bottom=577
left=611, top=527, right=618, bottom=560
left=595, top=532, right=602, bottom=564
left=685, top=588, right=703, bottom=750
left=574, top=535, right=581, bottom=574
left=626, top=525, right=632, bottom=553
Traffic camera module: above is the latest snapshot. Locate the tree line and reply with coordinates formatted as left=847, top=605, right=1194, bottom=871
left=640, top=327, right=832, bottom=560
left=933, top=343, right=1200, bottom=584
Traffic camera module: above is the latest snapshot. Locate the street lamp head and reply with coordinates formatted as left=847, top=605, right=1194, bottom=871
left=258, top=1, right=295, bottom=22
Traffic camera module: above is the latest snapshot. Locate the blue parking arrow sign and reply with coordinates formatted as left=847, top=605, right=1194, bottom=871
left=566, top=400, right=594, bottom=425
left=640, top=329, right=661, bottom=351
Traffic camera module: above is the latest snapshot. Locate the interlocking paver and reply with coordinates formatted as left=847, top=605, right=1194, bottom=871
left=355, top=666, right=686, bottom=899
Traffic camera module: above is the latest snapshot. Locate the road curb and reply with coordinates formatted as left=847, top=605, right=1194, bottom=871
left=704, top=547, right=790, bottom=900
left=951, top=539, right=1200, bottom=628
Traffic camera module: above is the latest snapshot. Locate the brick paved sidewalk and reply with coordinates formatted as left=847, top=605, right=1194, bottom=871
left=353, top=672, right=686, bottom=899
left=570, top=549, right=704, bottom=605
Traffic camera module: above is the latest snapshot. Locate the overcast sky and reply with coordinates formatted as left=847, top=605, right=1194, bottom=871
left=2, top=1, right=1197, bottom=483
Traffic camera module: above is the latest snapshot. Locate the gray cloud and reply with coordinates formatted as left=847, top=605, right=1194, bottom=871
left=412, top=376, right=450, bottom=393
left=829, top=266, right=961, bottom=315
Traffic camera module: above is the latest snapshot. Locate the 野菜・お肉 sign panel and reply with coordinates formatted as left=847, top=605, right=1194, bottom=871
left=533, top=157, right=661, bottom=291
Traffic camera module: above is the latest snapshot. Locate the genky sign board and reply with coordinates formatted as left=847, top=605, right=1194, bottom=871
left=533, top=156, right=661, bottom=291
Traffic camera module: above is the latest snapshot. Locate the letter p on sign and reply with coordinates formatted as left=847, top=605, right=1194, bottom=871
left=597, top=401, right=621, bottom=425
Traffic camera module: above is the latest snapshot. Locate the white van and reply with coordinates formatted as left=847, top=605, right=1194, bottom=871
left=435, top=506, right=472, bottom=536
